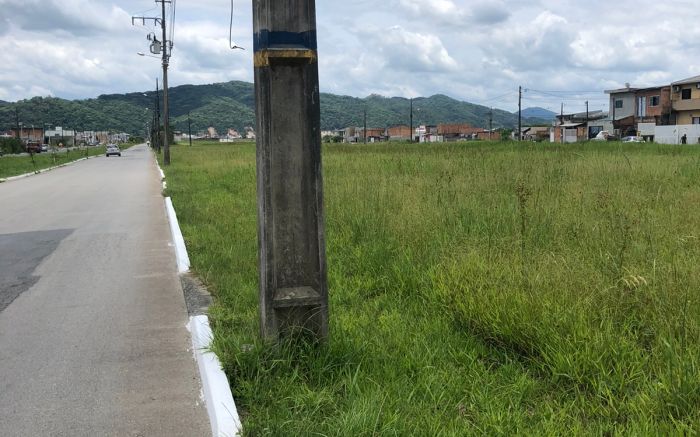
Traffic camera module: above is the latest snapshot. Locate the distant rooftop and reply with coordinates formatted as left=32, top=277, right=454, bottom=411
left=672, top=75, right=700, bottom=86
left=605, top=84, right=669, bottom=94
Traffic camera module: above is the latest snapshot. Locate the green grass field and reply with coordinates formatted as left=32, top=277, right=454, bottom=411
left=0, top=146, right=107, bottom=179
left=162, top=140, right=699, bottom=435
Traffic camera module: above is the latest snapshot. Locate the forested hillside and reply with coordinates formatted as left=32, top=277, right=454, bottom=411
left=0, top=81, right=546, bottom=135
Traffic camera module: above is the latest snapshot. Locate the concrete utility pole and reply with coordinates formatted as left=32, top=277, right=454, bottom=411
left=15, top=109, right=20, bottom=140
left=363, top=107, right=367, bottom=144
left=585, top=100, right=589, bottom=139
left=518, top=86, right=522, bottom=141
left=188, top=112, right=192, bottom=147
left=159, top=0, right=171, bottom=165
left=560, top=102, right=564, bottom=143
left=132, top=2, right=170, bottom=163
left=409, top=98, right=413, bottom=142
left=156, top=79, right=161, bottom=153
left=612, top=97, right=617, bottom=136
left=489, top=108, right=493, bottom=141
left=253, top=0, right=328, bottom=340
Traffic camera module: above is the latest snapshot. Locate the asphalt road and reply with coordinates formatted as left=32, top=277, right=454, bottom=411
left=0, top=145, right=209, bottom=436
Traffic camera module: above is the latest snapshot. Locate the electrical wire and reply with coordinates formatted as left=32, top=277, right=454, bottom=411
left=229, top=0, right=244, bottom=50
left=470, top=90, right=519, bottom=104
left=169, top=0, right=177, bottom=53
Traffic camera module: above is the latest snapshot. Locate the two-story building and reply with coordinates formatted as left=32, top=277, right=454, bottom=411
left=670, top=75, right=700, bottom=125
left=605, top=85, right=637, bottom=136
left=635, top=86, right=672, bottom=125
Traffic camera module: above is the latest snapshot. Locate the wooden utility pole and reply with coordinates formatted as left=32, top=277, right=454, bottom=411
left=253, top=0, right=328, bottom=341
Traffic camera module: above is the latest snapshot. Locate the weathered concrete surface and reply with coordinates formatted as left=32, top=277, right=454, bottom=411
left=253, top=0, right=329, bottom=340
left=0, top=145, right=209, bottom=436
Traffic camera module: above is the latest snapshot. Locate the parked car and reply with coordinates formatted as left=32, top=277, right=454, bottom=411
left=105, top=144, right=121, bottom=157
left=41, top=144, right=49, bottom=152
left=591, top=131, right=618, bottom=141
left=26, top=142, right=42, bottom=153
left=622, top=136, right=645, bottom=143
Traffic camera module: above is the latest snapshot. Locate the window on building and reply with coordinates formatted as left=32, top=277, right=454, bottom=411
left=650, top=96, right=660, bottom=107
left=682, top=88, right=692, bottom=100
left=693, top=117, right=700, bottom=125
left=637, top=97, right=647, bottom=117
left=615, top=99, right=623, bottom=109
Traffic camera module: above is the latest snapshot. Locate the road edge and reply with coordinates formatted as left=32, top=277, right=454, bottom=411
left=188, top=315, right=242, bottom=437
left=158, top=157, right=242, bottom=437
left=164, top=197, right=191, bottom=274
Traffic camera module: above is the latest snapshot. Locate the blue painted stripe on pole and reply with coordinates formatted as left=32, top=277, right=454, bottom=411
left=254, top=30, right=317, bottom=52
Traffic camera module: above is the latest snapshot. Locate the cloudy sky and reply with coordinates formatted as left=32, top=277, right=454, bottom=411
left=1, top=0, right=698, bottom=113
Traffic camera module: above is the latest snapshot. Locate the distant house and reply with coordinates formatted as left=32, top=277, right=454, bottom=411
left=340, top=127, right=359, bottom=143
left=552, top=111, right=610, bottom=143
left=245, top=127, right=256, bottom=140
left=416, top=125, right=439, bottom=143
left=10, top=127, right=44, bottom=143
left=670, top=75, right=700, bottom=126
left=521, top=126, right=550, bottom=141
left=45, top=127, right=76, bottom=146
left=605, top=85, right=638, bottom=137
left=361, top=128, right=386, bottom=142
left=227, top=128, right=242, bottom=139
left=387, top=125, right=411, bottom=141
left=437, top=123, right=485, bottom=141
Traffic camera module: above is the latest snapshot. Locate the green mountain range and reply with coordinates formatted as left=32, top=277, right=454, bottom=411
left=0, top=81, right=548, bottom=135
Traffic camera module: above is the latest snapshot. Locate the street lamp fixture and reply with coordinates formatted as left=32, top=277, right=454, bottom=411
left=137, top=52, right=160, bottom=59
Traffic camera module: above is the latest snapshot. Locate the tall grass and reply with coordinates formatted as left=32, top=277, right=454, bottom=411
left=163, top=141, right=699, bottom=435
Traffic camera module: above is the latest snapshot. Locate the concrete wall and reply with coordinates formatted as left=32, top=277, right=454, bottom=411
left=654, top=124, right=700, bottom=144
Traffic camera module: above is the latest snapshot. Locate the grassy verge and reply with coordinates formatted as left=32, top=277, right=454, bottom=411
left=162, top=140, right=699, bottom=435
left=0, top=146, right=106, bottom=179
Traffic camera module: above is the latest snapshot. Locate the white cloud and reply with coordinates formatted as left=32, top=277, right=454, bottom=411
left=0, top=0, right=698, bottom=114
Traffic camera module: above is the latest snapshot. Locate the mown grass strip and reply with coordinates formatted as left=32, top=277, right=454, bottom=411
left=162, top=140, right=699, bottom=435
left=0, top=146, right=107, bottom=179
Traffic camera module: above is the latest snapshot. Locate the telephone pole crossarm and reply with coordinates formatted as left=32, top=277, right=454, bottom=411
left=131, top=16, right=163, bottom=27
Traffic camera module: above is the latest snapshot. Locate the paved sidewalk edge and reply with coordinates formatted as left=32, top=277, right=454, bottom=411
left=189, top=315, right=242, bottom=437
left=0, top=156, right=92, bottom=183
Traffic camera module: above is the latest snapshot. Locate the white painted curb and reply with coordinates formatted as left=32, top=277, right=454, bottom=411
left=0, top=156, right=91, bottom=183
left=189, top=315, right=242, bottom=437
left=160, top=153, right=242, bottom=437
left=164, top=197, right=191, bottom=274
left=156, top=161, right=167, bottom=190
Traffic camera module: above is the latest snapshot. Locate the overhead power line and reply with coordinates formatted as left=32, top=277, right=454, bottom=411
left=229, top=0, right=244, bottom=50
